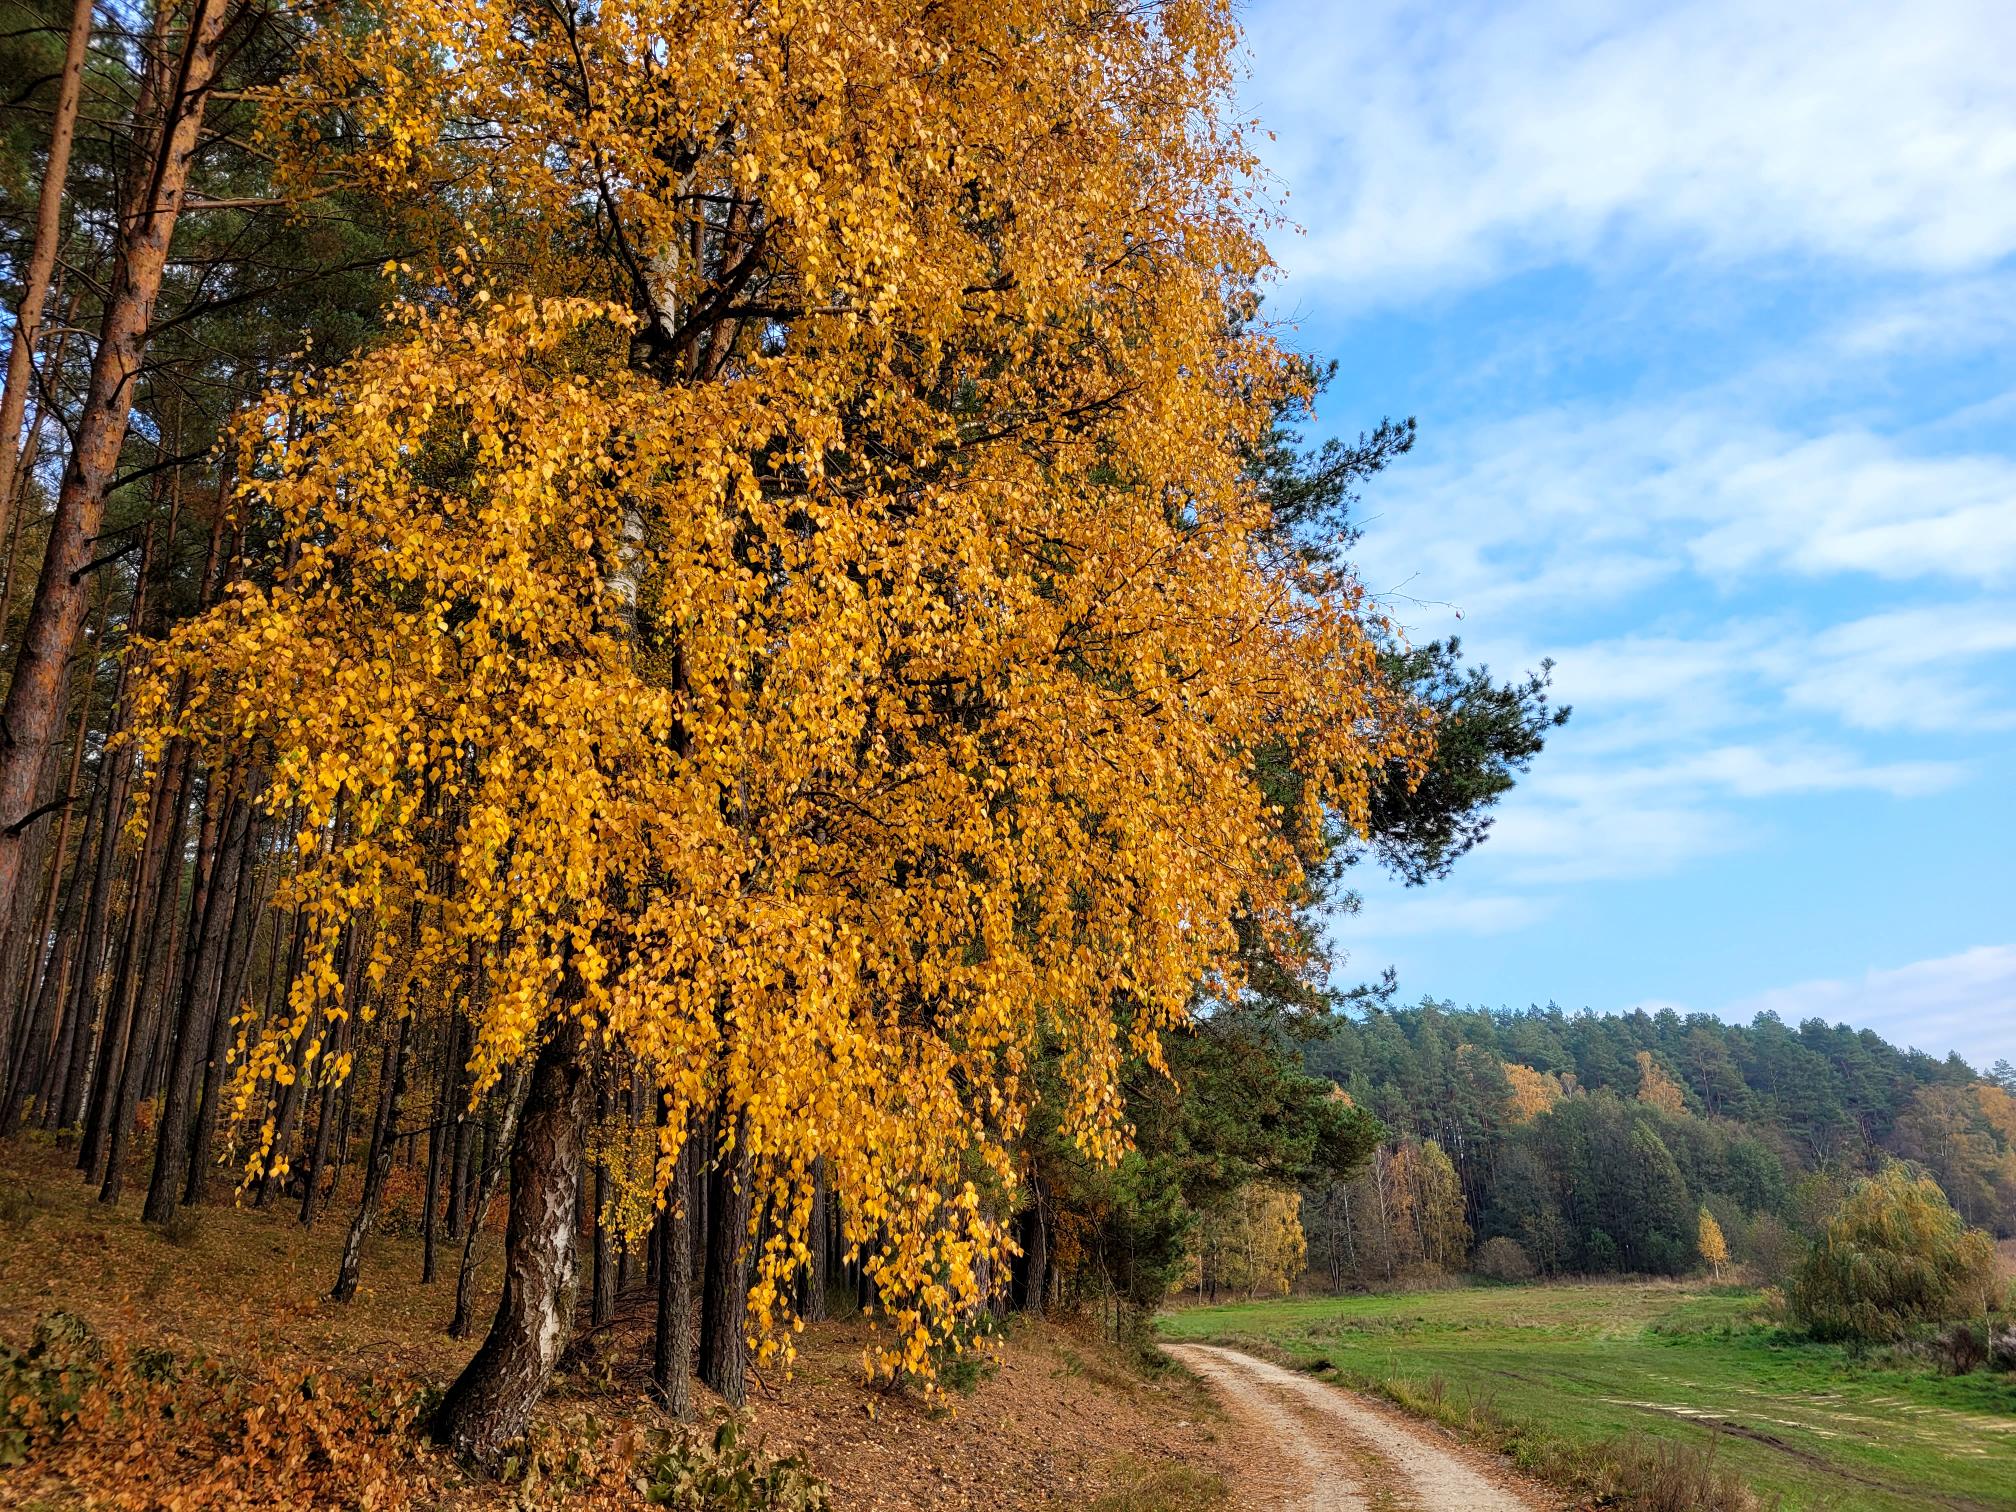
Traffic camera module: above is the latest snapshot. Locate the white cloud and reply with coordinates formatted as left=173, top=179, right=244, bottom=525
left=1246, top=0, right=2016, bottom=298
left=1830, top=274, right=2016, bottom=361
left=1789, top=602, right=2016, bottom=732
left=1246, top=0, right=2015, bottom=1016
left=1358, top=410, right=2016, bottom=632
left=1475, top=740, right=1961, bottom=885
left=1722, top=945, right=2016, bottom=1069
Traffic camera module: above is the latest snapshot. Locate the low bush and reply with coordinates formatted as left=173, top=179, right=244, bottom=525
left=636, top=1419, right=829, bottom=1511
left=1739, top=1214, right=1802, bottom=1289
left=1472, top=1236, right=1535, bottom=1282
left=1604, top=1435, right=1775, bottom=1512
left=1935, top=1322, right=1988, bottom=1375
left=1989, top=1323, right=2016, bottom=1373
left=0, top=1181, right=36, bottom=1230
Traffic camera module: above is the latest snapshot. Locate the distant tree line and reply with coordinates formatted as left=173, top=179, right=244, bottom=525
left=1298, top=1000, right=2014, bottom=1288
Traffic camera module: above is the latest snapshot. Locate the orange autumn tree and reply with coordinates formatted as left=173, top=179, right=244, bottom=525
left=132, top=0, right=1430, bottom=1459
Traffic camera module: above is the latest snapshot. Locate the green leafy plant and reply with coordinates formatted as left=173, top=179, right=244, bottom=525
left=635, top=1419, right=829, bottom=1511
left=0, top=1312, right=100, bottom=1467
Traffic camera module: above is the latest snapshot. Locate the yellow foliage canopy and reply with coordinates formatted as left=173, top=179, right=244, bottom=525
left=1502, top=1061, right=1563, bottom=1123
left=134, top=0, right=1430, bottom=1380
left=1698, top=1206, right=1729, bottom=1273
left=1636, top=1050, right=1688, bottom=1117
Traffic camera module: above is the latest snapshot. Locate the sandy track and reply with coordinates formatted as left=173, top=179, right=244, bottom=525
left=1164, top=1343, right=1551, bottom=1512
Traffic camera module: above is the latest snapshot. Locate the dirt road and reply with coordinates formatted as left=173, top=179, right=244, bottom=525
left=1163, top=1343, right=1553, bottom=1512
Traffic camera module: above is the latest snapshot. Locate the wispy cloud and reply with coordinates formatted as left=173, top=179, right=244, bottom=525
left=1789, top=603, right=2016, bottom=733
left=1337, top=889, right=1555, bottom=938
left=1246, top=0, right=2016, bottom=298
left=1478, top=742, right=1962, bottom=885
left=1357, top=410, right=2016, bottom=634
left=1721, top=945, right=2016, bottom=1069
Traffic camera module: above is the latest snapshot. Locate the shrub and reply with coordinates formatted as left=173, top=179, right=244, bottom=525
left=636, top=1419, right=829, bottom=1511
left=0, top=1312, right=100, bottom=1467
left=0, top=1181, right=36, bottom=1230
left=1606, top=1434, right=1772, bottom=1512
left=1988, top=1323, right=2016, bottom=1373
left=1788, top=1164, right=1999, bottom=1342
left=1935, top=1322, right=1988, bottom=1375
left=1472, top=1236, right=1535, bottom=1282
left=1740, top=1213, right=1802, bottom=1288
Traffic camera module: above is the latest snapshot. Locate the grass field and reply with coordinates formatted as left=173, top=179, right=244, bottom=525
left=1158, top=1282, right=2016, bottom=1511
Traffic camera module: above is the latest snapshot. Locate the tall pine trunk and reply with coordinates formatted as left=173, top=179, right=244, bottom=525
left=0, top=0, right=230, bottom=934
left=652, top=1133, right=697, bottom=1417
left=143, top=777, right=249, bottom=1221
left=184, top=821, right=262, bottom=1202
left=0, top=0, right=93, bottom=513
left=699, top=1117, right=753, bottom=1406
left=97, top=739, right=195, bottom=1203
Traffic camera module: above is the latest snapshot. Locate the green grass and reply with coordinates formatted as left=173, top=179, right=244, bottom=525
left=1158, top=1281, right=2016, bottom=1511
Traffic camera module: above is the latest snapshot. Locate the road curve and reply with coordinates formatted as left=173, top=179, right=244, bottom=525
left=1164, top=1342, right=1552, bottom=1512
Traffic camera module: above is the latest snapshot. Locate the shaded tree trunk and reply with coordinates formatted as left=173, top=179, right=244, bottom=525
left=422, top=1012, right=464, bottom=1282
left=80, top=716, right=186, bottom=1184
left=1016, top=1177, right=1049, bottom=1319
left=699, top=1117, right=753, bottom=1406
left=98, top=739, right=196, bottom=1203
left=801, top=1157, right=828, bottom=1323
left=431, top=1023, right=589, bottom=1465
left=332, top=1013, right=411, bottom=1303
left=0, top=629, right=100, bottom=1135
left=653, top=1133, right=697, bottom=1417
left=591, top=1085, right=615, bottom=1326
left=185, top=819, right=263, bottom=1202
left=449, top=1067, right=529, bottom=1340
left=143, top=779, right=250, bottom=1222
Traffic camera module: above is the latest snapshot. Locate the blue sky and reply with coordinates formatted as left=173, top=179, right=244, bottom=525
left=1238, top=0, right=2016, bottom=1070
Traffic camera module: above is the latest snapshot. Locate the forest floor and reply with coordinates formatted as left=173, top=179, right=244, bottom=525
left=0, top=1136, right=1244, bottom=1510
left=1158, top=1281, right=2016, bottom=1512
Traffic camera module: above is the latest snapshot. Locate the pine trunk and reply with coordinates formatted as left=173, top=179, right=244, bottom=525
left=142, top=780, right=250, bottom=1222
left=699, top=1120, right=753, bottom=1406
left=0, top=0, right=231, bottom=936
left=332, top=1014, right=412, bottom=1303
left=184, top=820, right=263, bottom=1203
left=652, top=1134, right=697, bottom=1418
left=0, top=0, right=93, bottom=513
